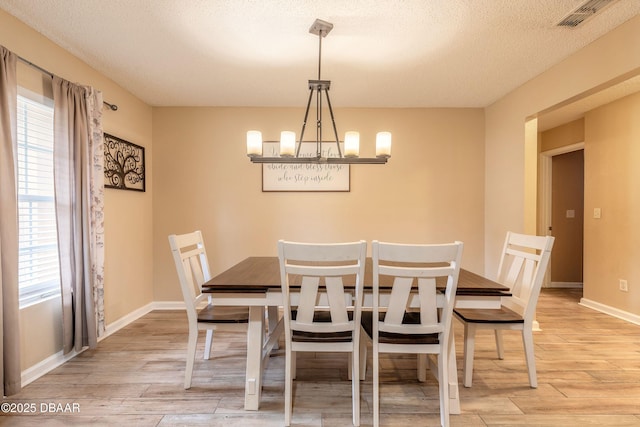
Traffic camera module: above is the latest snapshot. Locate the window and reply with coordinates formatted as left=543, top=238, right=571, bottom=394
left=17, top=93, right=60, bottom=306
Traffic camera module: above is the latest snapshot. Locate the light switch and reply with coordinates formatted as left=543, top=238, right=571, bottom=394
left=593, top=208, right=601, bottom=219
left=566, top=209, right=575, bottom=218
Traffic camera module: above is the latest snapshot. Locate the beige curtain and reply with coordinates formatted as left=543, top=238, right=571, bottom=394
left=52, top=76, right=105, bottom=353
left=0, top=45, right=21, bottom=396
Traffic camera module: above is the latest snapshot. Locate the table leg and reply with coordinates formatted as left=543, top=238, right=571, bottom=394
left=244, top=306, right=265, bottom=410
left=267, top=305, right=280, bottom=350
left=448, top=325, right=461, bottom=414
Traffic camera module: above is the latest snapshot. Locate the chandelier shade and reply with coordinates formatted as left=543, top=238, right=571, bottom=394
left=344, top=131, right=360, bottom=157
left=246, top=130, right=262, bottom=157
left=246, top=19, right=391, bottom=165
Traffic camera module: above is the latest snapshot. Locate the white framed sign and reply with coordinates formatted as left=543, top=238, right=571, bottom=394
left=261, top=142, right=350, bottom=192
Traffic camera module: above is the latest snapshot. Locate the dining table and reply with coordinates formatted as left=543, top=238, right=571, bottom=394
left=202, top=256, right=509, bottom=413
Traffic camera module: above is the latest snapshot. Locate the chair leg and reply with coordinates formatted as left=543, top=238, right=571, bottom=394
left=417, top=354, right=427, bottom=382
left=494, top=329, right=504, bottom=359
left=462, top=323, right=476, bottom=388
left=284, top=346, right=293, bottom=426
left=292, top=351, right=297, bottom=380
left=267, top=306, right=280, bottom=350
left=522, top=328, right=538, bottom=388
left=373, top=342, right=380, bottom=427
left=438, top=351, right=450, bottom=427
left=204, top=329, right=213, bottom=360
left=359, top=330, right=368, bottom=381
left=184, top=328, right=198, bottom=389
left=352, top=348, right=360, bottom=426
left=350, top=331, right=369, bottom=381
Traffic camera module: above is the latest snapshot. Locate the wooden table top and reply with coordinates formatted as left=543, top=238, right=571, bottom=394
left=203, top=256, right=509, bottom=296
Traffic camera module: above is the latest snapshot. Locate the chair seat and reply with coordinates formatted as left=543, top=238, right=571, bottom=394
left=291, top=310, right=354, bottom=342
left=454, top=306, right=524, bottom=324
left=198, top=305, right=250, bottom=323
left=361, top=311, right=439, bottom=345
left=292, top=330, right=353, bottom=342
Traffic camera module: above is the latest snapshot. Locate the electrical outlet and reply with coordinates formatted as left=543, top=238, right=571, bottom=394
left=619, top=279, right=628, bottom=292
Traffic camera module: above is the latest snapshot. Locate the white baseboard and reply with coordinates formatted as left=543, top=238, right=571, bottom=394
left=101, top=302, right=154, bottom=339
left=580, top=298, right=640, bottom=326
left=151, top=301, right=187, bottom=310
left=21, top=348, right=82, bottom=387
left=548, top=281, right=583, bottom=288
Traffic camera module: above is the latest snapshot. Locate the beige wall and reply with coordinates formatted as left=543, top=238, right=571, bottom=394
left=485, top=15, right=640, bottom=284
left=584, top=91, right=640, bottom=313
left=486, top=15, right=640, bottom=316
left=152, top=107, right=486, bottom=301
left=0, top=9, right=154, bottom=370
left=541, top=118, right=585, bottom=152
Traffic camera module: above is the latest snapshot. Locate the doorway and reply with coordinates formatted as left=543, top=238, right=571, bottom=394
left=540, top=143, right=584, bottom=289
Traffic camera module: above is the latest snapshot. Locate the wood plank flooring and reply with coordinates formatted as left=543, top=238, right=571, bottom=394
left=2, top=288, right=640, bottom=426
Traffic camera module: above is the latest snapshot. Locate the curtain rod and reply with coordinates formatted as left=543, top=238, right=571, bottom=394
left=17, top=55, right=118, bottom=111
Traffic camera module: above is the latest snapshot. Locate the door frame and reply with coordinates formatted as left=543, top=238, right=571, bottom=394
left=539, top=142, right=584, bottom=288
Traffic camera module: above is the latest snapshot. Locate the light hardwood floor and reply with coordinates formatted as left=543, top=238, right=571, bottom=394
left=2, top=288, right=640, bottom=426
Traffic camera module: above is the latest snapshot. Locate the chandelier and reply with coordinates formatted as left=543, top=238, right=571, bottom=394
left=246, top=19, right=391, bottom=164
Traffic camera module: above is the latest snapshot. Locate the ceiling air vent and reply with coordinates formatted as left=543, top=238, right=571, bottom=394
left=557, top=0, right=618, bottom=27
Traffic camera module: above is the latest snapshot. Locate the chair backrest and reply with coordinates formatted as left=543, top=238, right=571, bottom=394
left=372, top=240, right=464, bottom=338
left=496, top=232, right=555, bottom=322
left=168, top=230, right=212, bottom=324
left=278, top=240, right=367, bottom=337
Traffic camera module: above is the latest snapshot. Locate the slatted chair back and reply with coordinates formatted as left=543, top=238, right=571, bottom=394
left=496, top=232, right=554, bottom=324
left=373, top=240, right=464, bottom=345
left=169, top=230, right=211, bottom=324
left=278, top=240, right=367, bottom=339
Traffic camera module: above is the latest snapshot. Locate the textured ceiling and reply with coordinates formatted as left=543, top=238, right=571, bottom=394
left=1, top=0, right=639, bottom=108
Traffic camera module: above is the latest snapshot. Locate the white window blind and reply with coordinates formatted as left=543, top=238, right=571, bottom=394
left=17, top=94, right=61, bottom=306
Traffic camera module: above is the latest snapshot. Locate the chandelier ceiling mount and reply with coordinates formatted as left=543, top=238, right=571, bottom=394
left=246, top=19, right=391, bottom=165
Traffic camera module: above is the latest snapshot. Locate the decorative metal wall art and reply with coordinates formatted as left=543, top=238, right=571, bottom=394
left=104, top=133, right=145, bottom=192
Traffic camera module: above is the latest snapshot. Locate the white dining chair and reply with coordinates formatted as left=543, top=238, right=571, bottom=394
left=278, top=239, right=367, bottom=427
left=453, top=232, right=554, bottom=388
left=362, top=240, right=464, bottom=427
left=168, top=230, right=250, bottom=389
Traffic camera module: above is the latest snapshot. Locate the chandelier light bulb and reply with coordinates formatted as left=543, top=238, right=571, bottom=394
left=280, top=131, right=296, bottom=157
left=376, top=132, right=392, bottom=158
left=344, top=131, right=360, bottom=157
left=246, top=130, right=263, bottom=157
